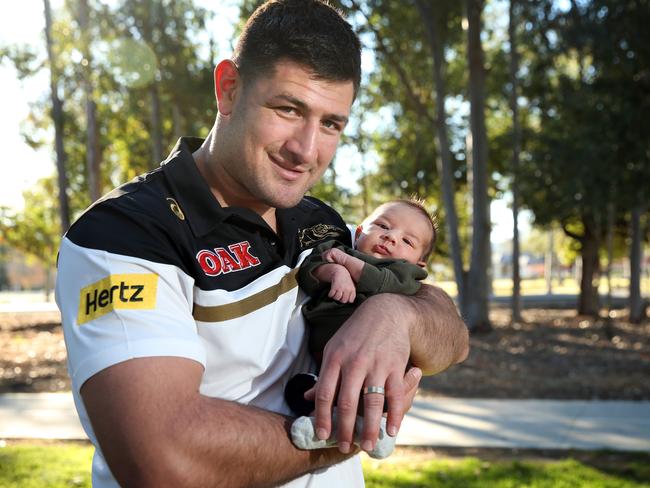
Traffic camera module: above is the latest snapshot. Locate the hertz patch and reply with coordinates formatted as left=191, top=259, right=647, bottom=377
left=77, top=274, right=158, bottom=325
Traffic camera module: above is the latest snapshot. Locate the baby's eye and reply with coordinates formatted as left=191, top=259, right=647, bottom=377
left=403, top=238, right=414, bottom=247
left=377, top=223, right=389, bottom=229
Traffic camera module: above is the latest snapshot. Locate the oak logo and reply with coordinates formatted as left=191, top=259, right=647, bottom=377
left=77, top=274, right=158, bottom=325
left=196, top=241, right=260, bottom=277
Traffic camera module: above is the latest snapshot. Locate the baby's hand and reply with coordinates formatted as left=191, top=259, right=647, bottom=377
left=322, top=247, right=349, bottom=266
left=328, top=266, right=356, bottom=303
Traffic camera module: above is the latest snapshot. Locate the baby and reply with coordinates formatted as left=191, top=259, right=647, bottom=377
left=288, top=198, right=437, bottom=458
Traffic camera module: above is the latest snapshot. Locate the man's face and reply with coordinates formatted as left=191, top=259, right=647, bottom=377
left=215, top=61, right=354, bottom=210
left=355, top=203, right=431, bottom=266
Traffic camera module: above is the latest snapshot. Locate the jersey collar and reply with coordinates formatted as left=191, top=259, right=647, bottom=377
left=161, top=137, right=309, bottom=242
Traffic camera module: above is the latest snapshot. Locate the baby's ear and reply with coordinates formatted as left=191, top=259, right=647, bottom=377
left=417, top=260, right=427, bottom=268
left=354, top=225, right=363, bottom=242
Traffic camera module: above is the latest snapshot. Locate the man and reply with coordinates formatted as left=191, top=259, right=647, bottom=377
left=55, top=1, right=468, bottom=486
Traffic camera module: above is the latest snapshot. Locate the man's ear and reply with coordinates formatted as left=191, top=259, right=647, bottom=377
left=214, top=60, right=241, bottom=116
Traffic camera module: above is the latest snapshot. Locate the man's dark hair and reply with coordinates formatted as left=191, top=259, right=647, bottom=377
left=233, top=0, right=362, bottom=98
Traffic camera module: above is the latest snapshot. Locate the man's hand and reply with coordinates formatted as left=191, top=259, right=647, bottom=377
left=312, top=285, right=468, bottom=455
left=328, top=265, right=356, bottom=303
left=311, top=293, right=414, bottom=454
left=304, top=366, right=421, bottom=455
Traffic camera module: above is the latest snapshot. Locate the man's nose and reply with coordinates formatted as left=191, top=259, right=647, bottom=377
left=286, top=120, right=319, bottom=164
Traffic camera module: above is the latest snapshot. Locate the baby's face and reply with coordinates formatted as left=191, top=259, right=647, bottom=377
left=355, top=202, right=431, bottom=266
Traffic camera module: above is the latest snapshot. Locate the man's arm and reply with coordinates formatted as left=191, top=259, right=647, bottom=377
left=402, top=284, right=469, bottom=373
left=313, top=284, right=468, bottom=454
left=81, top=357, right=354, bottom=488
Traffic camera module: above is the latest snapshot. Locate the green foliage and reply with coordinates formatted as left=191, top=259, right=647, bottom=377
left=4, top=0, right=217, bottom=262
left=0, top=178, right=62, bottom=269
left=0, top=443, right=93, bottom=488
left=517, top=0, right=650, bottom=235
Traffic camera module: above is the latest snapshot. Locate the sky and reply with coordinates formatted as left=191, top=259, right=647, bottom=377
left=0, top=0, right=529, bottom=244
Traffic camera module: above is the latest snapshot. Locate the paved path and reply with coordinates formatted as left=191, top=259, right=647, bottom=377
left=1, top=393, right=649, bottom=451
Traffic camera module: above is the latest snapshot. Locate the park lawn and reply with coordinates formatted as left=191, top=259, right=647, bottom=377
left=435, top=276, right=650, bottom=298
left=1, top=444, right=650, bottom=487
left=362, top=452, right=650, bottom=488
left=0, top=443, right=93, bottom=487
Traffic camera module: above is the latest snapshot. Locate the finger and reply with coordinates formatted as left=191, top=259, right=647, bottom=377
left=304, top=385, right=315, bottom=401
left=334, top=366, right=365, bottom=453
left=314, top=359, right=341, bottom=441
left=360, top=381, right=386, bottom=452
left=350, top=289, right=356, bottom=302
left=329, top=288, right=341, bottom=301
left=384, top=373, right=406, bottom=437
left=404, top=367, right=422, bottom=401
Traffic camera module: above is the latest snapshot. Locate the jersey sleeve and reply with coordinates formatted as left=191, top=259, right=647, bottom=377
left=56, top=236, right=206, bottom=393
left=352, top=252, right=428, bottom=296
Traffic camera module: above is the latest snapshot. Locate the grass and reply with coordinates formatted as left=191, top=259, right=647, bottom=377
left=1, top=443, right=649, bottom=487
left=0, top=442, right=93, bottom=488
left=434, top=276, right=650, bottom=298
left=363, top=451, right=650, bottom=488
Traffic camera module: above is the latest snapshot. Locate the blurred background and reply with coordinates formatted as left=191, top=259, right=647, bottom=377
left=0, top=0, right=648, bottom=331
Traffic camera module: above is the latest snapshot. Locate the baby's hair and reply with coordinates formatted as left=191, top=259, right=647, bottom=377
left=386, top=197, right=438, bottom=262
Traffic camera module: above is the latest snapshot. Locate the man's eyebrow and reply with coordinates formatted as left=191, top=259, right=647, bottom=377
left=270, top=94, right=349, bottom=124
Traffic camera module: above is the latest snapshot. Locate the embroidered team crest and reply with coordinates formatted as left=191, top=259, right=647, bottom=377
left=298, top=224, right=347, bottom=248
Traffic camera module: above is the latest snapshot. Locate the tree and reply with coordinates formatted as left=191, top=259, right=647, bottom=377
left=0, top=178, right=62, bottom=299
left=508, top=0, right=522, bottom=323
left=77, top=0, right=102, bottom=202
left=414, top=0, right=466, bottom=313
left=629, top=207, right=647, bottom=323
left=464, top=0, right=492, bottom=331
left=43, top=0, right=71, bottom=233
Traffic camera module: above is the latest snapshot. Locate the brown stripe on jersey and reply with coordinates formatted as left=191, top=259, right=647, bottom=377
left=192, top=269, right=300, bottom=322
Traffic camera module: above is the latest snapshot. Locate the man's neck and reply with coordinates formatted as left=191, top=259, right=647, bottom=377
left=192, top=133, right=278, bottom=232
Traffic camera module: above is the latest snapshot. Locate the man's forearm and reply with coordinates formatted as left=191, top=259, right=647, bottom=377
left=81, top=357, right=353, bottom=488
left=364, top=284, right=468, bottom=375
left=170, top=395, right=354, bottom=487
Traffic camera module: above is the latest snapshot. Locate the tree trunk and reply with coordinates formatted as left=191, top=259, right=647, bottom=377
left=141, top=0, right=163, bottom=168
left=629, top=204, right=646, bottom=323
left=545, top=229, right=554, bottom=295
left=150, top=84, right=163, bottom=167
left=43, top=0, right=71, bottom=233
left=172, top=100, right=184, bottom=141
left=465, top=0, right=491, bottom=332
left=415, top=0, right=466, bottom=310
left=508, top=0, right=522, bottom=322
left=78, top=0, right=102, bottom=202
left=605, top=199, right=615, bottom=313
left=578, top=217, right=600, bottom=316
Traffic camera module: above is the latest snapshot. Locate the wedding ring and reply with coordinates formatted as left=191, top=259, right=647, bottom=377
left=363, top=386, right=385, bottom=395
